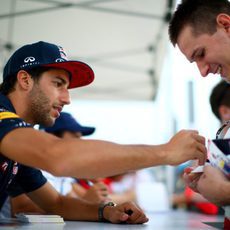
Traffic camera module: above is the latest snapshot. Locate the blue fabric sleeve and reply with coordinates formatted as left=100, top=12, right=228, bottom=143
left=7, top=165, right=47, bottom=197
left=0, top=110, right=32, bottom=141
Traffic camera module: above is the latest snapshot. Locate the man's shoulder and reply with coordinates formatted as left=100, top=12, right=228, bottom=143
left=0, top=94, right=14, bottom=112
left=0, top=95, right=32, bottom=142
left=0, top=110, right=20, bottom=120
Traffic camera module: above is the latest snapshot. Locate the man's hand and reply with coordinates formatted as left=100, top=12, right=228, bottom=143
left=196, top=165, right=230, bottom=206
left=165, top=130, right=207, bottom=165
left=183, top=166, right=202, bottom=193
left=183, top=165, right=230, bottom=206
left=103, top=202, right=148, bottom=224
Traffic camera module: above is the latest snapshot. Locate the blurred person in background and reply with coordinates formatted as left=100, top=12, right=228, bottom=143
left=210, top=80, right=230, bottom=124
left=74, top=173, right=137, bottom=205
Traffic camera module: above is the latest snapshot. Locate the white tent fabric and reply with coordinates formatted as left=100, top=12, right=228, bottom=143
left=0, top=0, right=175, bottom=100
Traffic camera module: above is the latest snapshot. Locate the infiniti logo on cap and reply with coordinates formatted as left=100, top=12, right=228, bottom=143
left=55, top=58, right=65, bottom=62
left=24, top=56, right=35, bottom=63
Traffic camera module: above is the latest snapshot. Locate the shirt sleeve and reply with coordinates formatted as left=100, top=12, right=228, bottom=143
left=7, top=165, right=47, bottom=197
left=0, top=109, right=32, bottom=141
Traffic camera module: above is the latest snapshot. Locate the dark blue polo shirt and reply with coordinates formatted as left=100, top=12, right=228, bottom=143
left=0, top=93, right=47, bottom=209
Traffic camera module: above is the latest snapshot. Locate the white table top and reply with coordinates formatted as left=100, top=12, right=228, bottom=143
left=0, top=210, right=224, bottom=230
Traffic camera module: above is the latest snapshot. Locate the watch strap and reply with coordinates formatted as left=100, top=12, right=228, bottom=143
left=98, top=201, right=116, bottom=222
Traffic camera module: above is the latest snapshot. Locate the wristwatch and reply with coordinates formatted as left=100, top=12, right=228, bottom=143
left=98, top=201, right=116, bottom=222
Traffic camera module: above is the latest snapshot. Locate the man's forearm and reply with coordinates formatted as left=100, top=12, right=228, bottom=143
left=49, top=139, right=167, bottom=178
left=48, top=195, right=99, bottom=221
left=50, top=129, right=206, bottom=178
left=1, top=128, right=206, bottom=179
left=1, top=128, right=167, bottom=178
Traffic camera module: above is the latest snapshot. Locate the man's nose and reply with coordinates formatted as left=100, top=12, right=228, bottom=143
left=61, top=89, right=71, bottom=105
left=196, top=61, right=209, bottom=77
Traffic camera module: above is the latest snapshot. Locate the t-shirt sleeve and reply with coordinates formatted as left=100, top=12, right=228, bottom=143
left=7, top=165, right=47, bottom=197
left=0, top=109, right=32, bottom=141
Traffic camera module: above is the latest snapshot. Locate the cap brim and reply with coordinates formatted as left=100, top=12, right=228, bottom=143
left=79, top=126, right=96, bottom=136
left=44, top=61, right=94, bottom=89
left=45, top=126, right=95, bottom=136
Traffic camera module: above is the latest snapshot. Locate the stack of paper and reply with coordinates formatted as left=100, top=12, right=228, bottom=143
left=15, top=213, right=64, bottom=223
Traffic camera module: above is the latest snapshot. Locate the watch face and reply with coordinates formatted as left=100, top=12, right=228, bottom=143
left=107, top=202, right=116, bottom=206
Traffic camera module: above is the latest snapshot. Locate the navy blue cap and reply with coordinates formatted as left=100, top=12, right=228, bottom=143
left=3, top=41, right=94, bottom=89
left=44, top=112, right=95, bottom=136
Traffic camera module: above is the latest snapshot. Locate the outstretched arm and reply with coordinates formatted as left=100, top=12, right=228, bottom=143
left=1, top=128, right=206, bottom=178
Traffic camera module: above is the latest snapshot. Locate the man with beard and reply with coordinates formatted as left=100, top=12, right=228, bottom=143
left=0, top=41, right=206, bottom=222
left=168, top=0, right=230, bottom=207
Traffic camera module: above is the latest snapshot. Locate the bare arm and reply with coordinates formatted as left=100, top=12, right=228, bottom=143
left=22, top=182, right=148, bottom=223
left=0, top=128, right=207, bottom=178
left=11, top=194, right=45, bottom=216
left=12, top=183, right=100, bottom=221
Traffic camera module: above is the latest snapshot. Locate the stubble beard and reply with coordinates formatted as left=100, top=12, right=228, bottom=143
left=28, top=84, right=54, bottom=127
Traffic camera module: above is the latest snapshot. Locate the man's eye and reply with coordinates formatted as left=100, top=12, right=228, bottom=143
left=197, top=49, right=205, bottom=58
left=54, top=81, right=62, bottom=87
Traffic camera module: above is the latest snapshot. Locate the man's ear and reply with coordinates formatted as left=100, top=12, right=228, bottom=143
left=16, top=70, right=33, bottom=90
left=216, top=14, right=230, bottom=32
